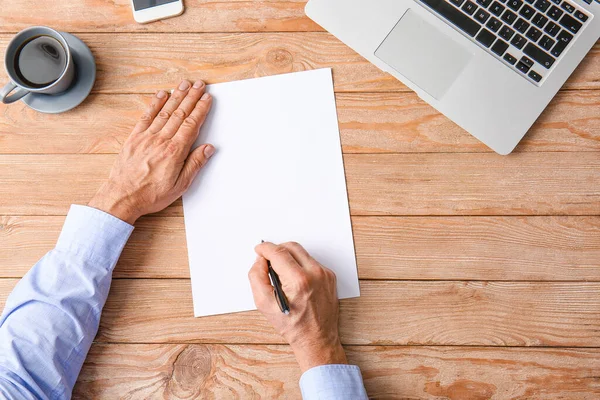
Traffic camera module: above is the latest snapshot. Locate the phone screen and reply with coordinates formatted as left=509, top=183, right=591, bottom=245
left=132, top=0, right=178, bottom=11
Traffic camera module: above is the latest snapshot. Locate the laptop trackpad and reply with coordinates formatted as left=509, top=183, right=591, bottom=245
left=375, top=9, right=473, bottom=100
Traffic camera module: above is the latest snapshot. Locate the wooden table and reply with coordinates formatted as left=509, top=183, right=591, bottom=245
left=1, top=1, right=599, bottom=398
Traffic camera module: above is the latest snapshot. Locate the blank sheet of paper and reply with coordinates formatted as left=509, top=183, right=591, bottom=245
left=182, top=68, right=360, bottom=317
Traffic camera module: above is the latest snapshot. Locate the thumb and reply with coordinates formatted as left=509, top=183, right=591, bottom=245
left=177, top=144, right=215, bottom=190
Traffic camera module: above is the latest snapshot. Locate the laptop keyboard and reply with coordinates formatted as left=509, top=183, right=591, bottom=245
left=417, top=0, right=592, bottom=85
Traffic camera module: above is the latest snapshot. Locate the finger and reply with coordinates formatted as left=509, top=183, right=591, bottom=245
left=173, top=92, right=212, bottom=153
left=176, top=144, right=215, bottom=191
left=248, top=257, right=279, bottom=312
left=255, top=242, right=304, bottom=281
left=279, top=242, right=314, bottom=268
left=162, top=80, right=207, bottom=139
left=132, top=90, right=169, bottom=134
left=324, top=266, right=339, bottom=300
left=148, top=79, right=192, bottom=133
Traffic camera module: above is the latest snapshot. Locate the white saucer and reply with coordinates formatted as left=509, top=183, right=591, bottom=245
left=21, top=32, right=96, bottom=114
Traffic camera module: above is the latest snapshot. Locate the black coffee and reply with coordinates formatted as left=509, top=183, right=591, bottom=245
left=14, top=35, right=67, bottom=88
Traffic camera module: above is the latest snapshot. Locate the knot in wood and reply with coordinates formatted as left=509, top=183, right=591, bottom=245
left=266, top=48, right=293, bottom=68
left=169, top=345, right=213, bottom=393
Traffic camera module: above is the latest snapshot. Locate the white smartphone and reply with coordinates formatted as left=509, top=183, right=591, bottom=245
left=130, top=0, right=184, bottom=24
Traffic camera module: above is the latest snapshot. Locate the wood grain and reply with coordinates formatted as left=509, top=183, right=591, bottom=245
left=345, top=152, right=600, bottom=216
left=1, top=153, right=598, bottom=216
left=1, top=91, right=599, bottom=154
left=337, top=91, right=600, bottom=153
left=73, top=343, right=600, bottom=399
left=2, top=216, right=599, bottom=281
left=2, top=279, right=598, bottom=346
left=0, top=0, right=320, bottom=34
left=0, top=34, right=598, bottom=93
left=353, top=216, right=600, bottom=281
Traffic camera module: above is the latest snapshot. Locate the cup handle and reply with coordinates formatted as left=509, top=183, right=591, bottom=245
left=0, top=82, right=30, bottom=104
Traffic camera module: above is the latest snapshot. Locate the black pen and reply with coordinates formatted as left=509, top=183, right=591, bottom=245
left=262, top=240, right=290, bottom=314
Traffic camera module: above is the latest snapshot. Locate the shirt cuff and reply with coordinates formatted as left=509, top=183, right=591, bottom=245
left=56, top=204, right=134, bottom=270
left=299, top=364, right=368, bottom=400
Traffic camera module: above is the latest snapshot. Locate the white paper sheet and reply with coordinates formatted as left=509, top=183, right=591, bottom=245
left=182, top=68, right=360, bottom=317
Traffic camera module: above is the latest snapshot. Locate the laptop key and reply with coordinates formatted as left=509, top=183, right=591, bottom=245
left=511, top=33, right=527, bottom=48
left=559, top=14, right=582, bottom=34
left=539, top=34, right=555, bottom=50
left=499, top=25, right=515, bottom=40
left=544, top=21, right=560, bottom=36
left=507, top=0, right=524, bottom=10
left=520, top=55, right=534, bottom=67
left=516, top=60, right=531, bottom=73
left=486, top=17, right=503, bottom=31
left=475, top=9, right=491, bottom=23
left=462, top=0, right=479, bottom=15
left=507, top=0, right=523, bottom=10
left=477, top=0, right=493, bottom=7
left=548, top=5, right=563, bottom=20
left=560, top=1, right=575, bottom=12
left=451, top=0, right=466, bottom=7
left=550, top=29, right=572, bottom=56
left=532, top=13, right=548, bottom=28
left=503, top=53, right=518, bottom=64
left=528, top=70, right=543, bottom=82
left=523, top=42, right=556, bottom=68
left=417, top=0, right=483, bottom=37
left=501, top=9, right=518, bottom=23
left=574, top=10, right=588, bottom=22
left=491, top=39, right=510, bottom=55
left=534, top=0, right=551, bottom=11
left=476, top=28, right=496, bottom=47
left=519, top=4, right=536, bottom=19
left=490, top=1, right=506, bottom=15
left=526, top=26, right=542, bottom=41
left=514, top=18, right=530, bottom=33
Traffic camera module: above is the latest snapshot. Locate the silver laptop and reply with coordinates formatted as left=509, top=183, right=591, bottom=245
left=306, top=0, right=599, bottom=154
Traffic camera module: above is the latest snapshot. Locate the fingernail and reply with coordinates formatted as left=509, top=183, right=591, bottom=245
left=204, top=145, right=215, bottom=159
left=178, top=80, right=191, bottom=91
left=193, top=80, right=205, bottom=89
left=156, top=90, right=167, bottom=99
left=201, top=93, right=211, bottom=101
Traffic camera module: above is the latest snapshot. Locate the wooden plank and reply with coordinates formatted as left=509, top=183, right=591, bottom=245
left=0, top=34, right=598, bottom=93
left=0, top=0, right=320, bottom=34
left=2, top=279, right=598, bottom=346
left=337, top=91, right=600, bottom=153
left=1, top=153, right=598, bottom=216
left=353, top=216, right=600, bottom=281
left=0, top=33, right=400, bottom=94
left=1, top=91, right=599, bottom=154
left=345, top=153, right=600, bottom=216
left=73, top=343, right=600, bottom=399
left=2, top=216, right=599, bottom=281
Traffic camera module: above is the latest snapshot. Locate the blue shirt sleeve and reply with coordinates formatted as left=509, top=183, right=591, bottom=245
left=300, top=364, right=368, bottom=399
left=0, top=205, right=133, bottom=400
left=0, top=205, right=367, bottom=399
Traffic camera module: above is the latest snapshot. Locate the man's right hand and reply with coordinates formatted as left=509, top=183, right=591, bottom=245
left=249, top=242, right=348, bottom=373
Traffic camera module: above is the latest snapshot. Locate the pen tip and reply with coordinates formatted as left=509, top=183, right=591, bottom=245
left=261, top=240, right=265, bottom=243
left=284, top=310, right=290, bottom=315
